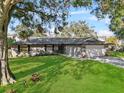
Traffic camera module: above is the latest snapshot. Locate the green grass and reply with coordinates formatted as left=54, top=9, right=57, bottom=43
left=107, top=51, right=124, bottom=58
left=1, top=55, right=124, bottom=93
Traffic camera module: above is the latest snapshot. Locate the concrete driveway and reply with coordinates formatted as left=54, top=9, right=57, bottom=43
left=93, top=57, right=124, bottom=68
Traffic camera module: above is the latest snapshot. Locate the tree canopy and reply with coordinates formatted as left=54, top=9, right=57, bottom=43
left=9, top=0, right=124, bottom=39
left=106, top=36, right=119, bottom=46
left=10, top=0, right=68, bottom=29
left=15, top=24, right=33, bottom=40
left=9, top=0, right=92, bottom=31
left=92, top=0, right=124, bottom=39
left=56, top=21, right=97, bottom=38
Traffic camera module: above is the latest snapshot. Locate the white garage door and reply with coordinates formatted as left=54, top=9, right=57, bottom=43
left=86, top=45, right=106, bottom=57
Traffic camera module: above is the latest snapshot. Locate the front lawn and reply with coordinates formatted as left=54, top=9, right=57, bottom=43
left=107, top=51, right=124, bottom=58
left=1, top=55, right=124, bottom=93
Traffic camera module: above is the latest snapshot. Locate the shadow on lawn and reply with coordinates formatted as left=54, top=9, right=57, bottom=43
left=15, top=56, right=94, bottom=80
left=14, top=55, right=68, bottom=79
left=9, top=55, right=124, bottom=93
left=12, top=56, right=98, bottom=93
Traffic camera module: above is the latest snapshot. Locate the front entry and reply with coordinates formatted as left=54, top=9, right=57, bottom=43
left=58, top=45, right=65, bottom=54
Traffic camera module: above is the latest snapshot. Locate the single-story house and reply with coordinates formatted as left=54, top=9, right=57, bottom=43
left=13, top=37, right=109, bottom=58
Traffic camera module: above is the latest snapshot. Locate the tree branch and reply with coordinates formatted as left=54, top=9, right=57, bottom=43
left=11, top=0, right=23, bottom=6
left=4, top=0, right=23, bottom=12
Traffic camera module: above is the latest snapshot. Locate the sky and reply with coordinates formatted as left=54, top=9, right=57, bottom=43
left=8, top=7, right=114, bottom=37
left=67, top=7, right=114, bottom=37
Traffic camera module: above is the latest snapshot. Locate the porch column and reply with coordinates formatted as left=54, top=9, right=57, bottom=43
left=27, top=45, right=30, bottom=54
left=45, top=45, right=47, bottom=52
left=52, top=45, right=54, bottom=52
left=18, top=45, right=20, bottom=54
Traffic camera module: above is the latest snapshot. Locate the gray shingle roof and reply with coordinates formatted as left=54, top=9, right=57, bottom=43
left=16, top=38, right=105, bottom=45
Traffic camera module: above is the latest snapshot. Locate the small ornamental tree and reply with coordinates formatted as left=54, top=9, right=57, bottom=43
left=106, top=36, right=119, bottom=46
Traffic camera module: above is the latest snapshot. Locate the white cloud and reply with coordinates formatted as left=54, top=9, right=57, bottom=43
left=103, top=18, right=110, bottom=24
left=96, top=30, right=114, bottom=37
left=88, top=16, right=110, bottom=24
left=70, top=10, right=89, bottom=15
left=88, top=16, right=98, bottom=21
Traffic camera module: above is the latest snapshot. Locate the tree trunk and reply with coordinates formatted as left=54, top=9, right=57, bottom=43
left=0, top=22, right=16, bottom=86
left=0, top=1, right=16, bottom=86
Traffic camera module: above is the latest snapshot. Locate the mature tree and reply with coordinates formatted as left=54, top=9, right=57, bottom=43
left=0, top=0, right=92, bottom=85
left=32, top=25, right=48, bottom=37
left=15, top=24, right=33, bottom=40
left=92, top=0, right=124, bottom=39
left=56, top=21, right=97, bottom=38
left=0, top=0, right=22, bottom=86
left=18, top=29, right=33, bottom=40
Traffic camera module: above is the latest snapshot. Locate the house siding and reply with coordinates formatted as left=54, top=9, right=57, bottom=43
left=13, top=38, right=108, bottom=58
left=65, top=45, right=85, bottom=58
left=85, top=45, right=106, bottom=57
left=64, top=45, right=106, bottom=58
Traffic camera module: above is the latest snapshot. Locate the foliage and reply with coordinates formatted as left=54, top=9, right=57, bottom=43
left=56, top=21, right=97, bottom=38
left=18, top=30, right=33, bottom=40
left=32, top=25, right=48, bottom=37
left=15, top=24, right=33, bottom=40
left=106, top=36, right=119, bottom=45
left=115, top=27, right=124, bottom=39
left=72, top=0, right=92, bottom=7
left=92, top=0, right=124, bottom=39
left=11, top=0, right=66, bottom=28
left=106, top=51, right=124, bottom=58
left=7, top=38, right=16, bottom=47
left=7, top=0, right=94, bottom=31
left=0, top=55, right=124, bottom=93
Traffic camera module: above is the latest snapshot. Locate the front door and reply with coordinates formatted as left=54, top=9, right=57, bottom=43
left=58, top=45, right=65, bottom=54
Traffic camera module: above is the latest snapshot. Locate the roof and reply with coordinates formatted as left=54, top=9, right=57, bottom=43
left=15, top=37, right=106, bottom=45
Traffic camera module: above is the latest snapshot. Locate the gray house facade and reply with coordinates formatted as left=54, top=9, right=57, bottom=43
left=14, top=38, right=108, bottom=58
